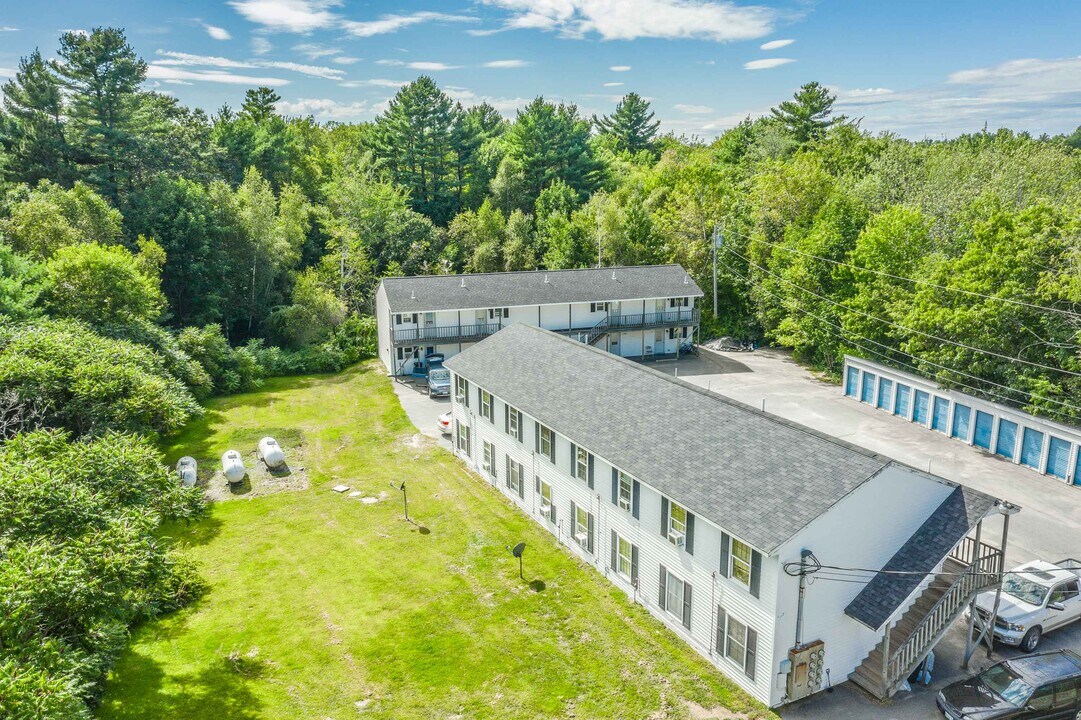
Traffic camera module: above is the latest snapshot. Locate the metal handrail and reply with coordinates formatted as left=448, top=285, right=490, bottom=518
left=885, top=541, right=1002, bottom=687
left=393, top=322, right=502, bottom=343
left=609, top=308, right=700, bottom=329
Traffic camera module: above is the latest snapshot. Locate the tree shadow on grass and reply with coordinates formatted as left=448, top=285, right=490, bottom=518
left=99, top=649, right=265, bottom=720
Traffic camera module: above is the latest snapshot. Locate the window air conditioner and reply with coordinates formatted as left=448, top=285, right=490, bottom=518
left=541, top=503, right=553, bottom=519
left=669, top=530, right=686, bottom=547
left=575, top=531, right=589, bottom=544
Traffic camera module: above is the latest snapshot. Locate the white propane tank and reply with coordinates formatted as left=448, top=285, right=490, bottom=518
left=221, top=450, right=246, bottom=484
left=258, top=437, right=286, bottom=468
left=176, top=456, right=198, bottom=487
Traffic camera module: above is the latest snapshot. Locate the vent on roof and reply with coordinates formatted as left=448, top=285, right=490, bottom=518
left=460, top=277, right=466, bottom=288
left=611, top=271, right=617, bottom=280
left=684, top=275, right=690, bottom=284
left=411, top=289, right=416, bottom=299
left=544, top=274, right=549, bottom=283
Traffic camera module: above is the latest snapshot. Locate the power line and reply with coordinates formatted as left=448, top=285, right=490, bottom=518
left=723, top=243, right=1081, bottom=380
left=720, top=226, right=1081, bottom=322
left=718, top=259, right=1081, bottom=421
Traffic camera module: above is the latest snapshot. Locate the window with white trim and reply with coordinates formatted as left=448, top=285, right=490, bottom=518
left=506, top=457, right=523, bottom=496
left=668, top=502, right=687, bottom=544
left=575, top=446, right=589, bottom=482
left=507, top=406, right=521, bottom=441
left=538, top=479, right=553, bottom=519
left=482, top=440, right=495, bottom=477
left=590, top=302, right=608, bottom=313
left=664, top=570, right=685, bottom=621
left=715, top=607, right=757, bottom=681
left=455, top=375, right=469, bottom=403
left=487, top=307, right=510, bottom=320
left=455, top=420, right=470, bottom=455
left=616, top=536, right=633, bottom=578
left=539, top=424, right=554, bottom=463
left=668, top=297, right=689, bottom=308
left=731, top=538, right=752, bottom=588
left=617, top=472, right=633, bottom=511
left=574, top=505, right=591, bottom=550
left=479, top=389, right=493, bottom=422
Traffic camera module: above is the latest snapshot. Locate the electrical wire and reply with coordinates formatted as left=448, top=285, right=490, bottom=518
left=718, top=258, right=1081, bottom=422
left=719, top=225, right=1081, bottom=322
left=723, top=242, right=1081, bottom=380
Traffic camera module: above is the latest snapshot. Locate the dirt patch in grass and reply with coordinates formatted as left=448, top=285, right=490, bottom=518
left=196, top=441, right=311, bottom=501
left=686, top=701, right=750, bottom=719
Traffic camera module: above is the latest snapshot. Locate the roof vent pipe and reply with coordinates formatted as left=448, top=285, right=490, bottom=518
left=411, top=290, right=416, bottom=299
left=544, top=274, right=549, bottom=283
left=684, top=275, right=690, bottom=284
left=460, top=277, right=466, bottom=288
left=611, top=271, right=617, bottom=280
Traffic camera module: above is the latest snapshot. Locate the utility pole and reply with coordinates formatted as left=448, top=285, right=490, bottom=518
left=712, top=221, right=724, bottom=316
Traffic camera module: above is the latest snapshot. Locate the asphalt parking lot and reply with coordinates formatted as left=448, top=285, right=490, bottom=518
left=390, top=347, right=1081, bottom=720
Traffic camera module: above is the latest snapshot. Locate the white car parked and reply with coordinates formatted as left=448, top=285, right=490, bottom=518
left=437, top=411, right=452, bottom=435
left=970, top=559, right=1081, bottom=652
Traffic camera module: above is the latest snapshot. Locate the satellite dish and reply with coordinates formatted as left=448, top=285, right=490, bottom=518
left=512, top=542, right=526, bottom=558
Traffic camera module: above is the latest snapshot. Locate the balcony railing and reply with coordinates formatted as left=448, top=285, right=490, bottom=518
left=393, top=322, right=502, bottom=345
left=609, top=308, right=700, bottom=330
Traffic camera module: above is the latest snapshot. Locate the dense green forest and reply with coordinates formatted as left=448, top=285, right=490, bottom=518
left=0, top=26, right=1079, bottom=718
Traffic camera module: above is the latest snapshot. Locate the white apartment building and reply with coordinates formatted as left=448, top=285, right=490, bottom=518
left=443, top=324, right=1016, bottom=707
left=375, top=265, right=702, bottom=376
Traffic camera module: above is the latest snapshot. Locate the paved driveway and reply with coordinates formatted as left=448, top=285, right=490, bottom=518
left=390, top=349, right=1081, bottom=719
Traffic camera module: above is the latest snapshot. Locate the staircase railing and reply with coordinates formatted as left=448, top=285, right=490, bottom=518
left=884, top=540, right=1002, bottom=690
left=571, top=316, right=609, bottom=345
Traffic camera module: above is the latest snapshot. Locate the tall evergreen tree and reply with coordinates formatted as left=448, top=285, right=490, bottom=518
left=242, top=86, right=282, bottom=122
left=504, top=98, right=602, bottom=209
left=0, top=50, right=71, bottom=186
left=770, top=81, right=845, bottom=145
left=51, top=28, right=147, bottom=202
left=594, top=92, right=660, bottom=157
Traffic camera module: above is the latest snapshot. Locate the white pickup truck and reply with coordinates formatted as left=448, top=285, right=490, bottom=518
left=971, top=559, right=1081, bottom=652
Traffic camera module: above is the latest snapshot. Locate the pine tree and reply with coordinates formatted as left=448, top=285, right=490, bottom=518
left=52, top=28, right=147, bottom=202
left=0, top=50, right=71, bottom=185
left=594, top=92, right=660, bottom=157
left=505, top=98, right=602, bottom=209
left=242, top=87, right=282, bottom=122
left=770, top=81, right=845, bottom=145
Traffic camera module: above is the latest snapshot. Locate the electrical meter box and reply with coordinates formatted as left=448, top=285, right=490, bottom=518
left=786, top=640, right=825, bottom=701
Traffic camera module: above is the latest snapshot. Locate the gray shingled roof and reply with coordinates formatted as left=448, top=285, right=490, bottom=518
left=845, top=484, right=1000, bottom=630
left=445, top=324, right=901, bottom=554
left=380, top=264, right=703, bottom=313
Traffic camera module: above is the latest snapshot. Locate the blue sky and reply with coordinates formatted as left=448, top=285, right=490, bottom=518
left=2, top=0, right=1080, bottom=139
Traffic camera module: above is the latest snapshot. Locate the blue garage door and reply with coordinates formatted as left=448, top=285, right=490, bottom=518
left=895, top=384, right=911, bottom=418
left=861, top=372, right=876, bottom=403
left=951, top=404, right=972, bottom=440
left=913, top=390, right=930, bottom=425
left=996, top=419, right=1018, bottom=459
left=1020, top=428, right=1044, bottom=469
left=931, top=397, right=950, bottom=433
left=973, top=411, right=994, bottom=450
left=1046, top=436, right=1072, bottom=480
left=845, top=366, right=859, bottom=397
left=876, top=378, right=894, bottom=411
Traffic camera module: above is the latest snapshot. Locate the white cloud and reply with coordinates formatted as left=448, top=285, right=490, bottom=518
left=377, top=59, right=460, bottom=71
left=251, top=37, right=273, bottom=55
left=204, top=24, right=232, bottom=40
left=602, top=81, right=624, bottom=87
left=0, top=26, right=18, bottom=32
left=292, top=42, right=340, bottom=59
left=229, top=0, right=339, bottom=33
left=60, top=28, right=90, bottom=37
left=744, top=57, right=795, bottom=70
left=339, top=78, right=408, bottom=88
left=277, top=97, right=369, bottom=120
left=674, top=103, right=713, bottom=114
left=0, top=67, right=16, bottom=78
left=146, top=65, right=290, bottom=85
left=151, top=50, right=342, bottom=81
left=334, top=56, right=361, bottom=65
left=445, top=86, right=530, bottom=115
left=610, top=65, right=632, bottom=72
left=759, top=38, right=793, bottom=50
left=342, top=11, right=476, bottom=37
left=483, top=59, right=531, bottom=68
left=479, top=0, right=776, bottom=42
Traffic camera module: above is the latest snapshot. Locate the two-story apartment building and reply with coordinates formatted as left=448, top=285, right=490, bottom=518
left=443, top=324, right=1017, bottom=708
left=375, top=264, right=702, bottom=376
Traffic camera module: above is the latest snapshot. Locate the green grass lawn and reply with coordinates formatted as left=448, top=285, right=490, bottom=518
left=98, top=363, right=775, bottom=720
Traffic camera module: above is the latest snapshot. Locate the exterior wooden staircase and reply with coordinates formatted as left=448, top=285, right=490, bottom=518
left=849, top=538, right=1002, bottom=700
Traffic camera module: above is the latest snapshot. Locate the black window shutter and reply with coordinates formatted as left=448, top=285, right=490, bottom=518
left=587, top=454, right=594, bottom=489
left=570, top=443, right=576, bottom=475
left=586, top=513, right=594, bottom=553
left=630, top=545, right=639, bottom=587
left=682, top=582, right=692, bottom=630
left=685, top=513, right=695, bottom=555
left=658, top=565, right=667, bottom=610
left=464, top=381, right=470, bottom=407
left=610, top=529, right=617, bottom=570
left=745, top=627, right=758, bottom=681
left=517, top=468, right=524, bottom=499
left=750, top=550, right=762, bottom=598
left=632, top=480, right=640, bottom=519
left=660, top=497, right=669, bottom=539
left=505, top=405, right=509, bottom=434
left=488, top=308, right=494, bottom=319
left=505, top=456, right=511, bottom=489
left=503, top=307, right=509, bottom=317
left=551, top=502, right=556, bottom=524
left=611, top=468, right=618, bottom=505
left=517, top=413, right=523, bottom=442
left=534, top=422, right=540, bottom=452
left=569, top=500, right=576, bottom=536
left=715, top=607, right=727, bottom=654
left=534, top=475, right=540, bottom=494
left=719, top=532, right=730, bottom=578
